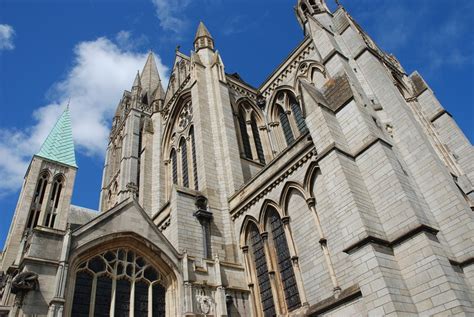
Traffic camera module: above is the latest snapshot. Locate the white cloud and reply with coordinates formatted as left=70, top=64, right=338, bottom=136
left=0, top=35, right=168, bottom=197
left=0, top=24, right=15, bottom=50
left=152, top=0, right=191, bottom=34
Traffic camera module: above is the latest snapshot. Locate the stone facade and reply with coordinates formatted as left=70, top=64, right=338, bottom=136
left=1, top=1, right=473, bottom=316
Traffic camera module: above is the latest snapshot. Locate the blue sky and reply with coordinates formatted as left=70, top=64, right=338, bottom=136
left=0, top=0, right=472, bottom=248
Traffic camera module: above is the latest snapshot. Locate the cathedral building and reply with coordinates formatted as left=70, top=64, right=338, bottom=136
left=1, top=0, right=473, bottom=316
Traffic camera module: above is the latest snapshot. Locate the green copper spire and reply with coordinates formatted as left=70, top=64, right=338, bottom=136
left=36, top=106, right=77, bottom=168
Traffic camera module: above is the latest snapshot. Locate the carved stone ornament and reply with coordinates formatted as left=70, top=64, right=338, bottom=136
left=195, top=195, right=208, bottom=210
left=177, top=100, right=193, bottom=131
left=11, top=271, right=39, bottom=294
left=196, top=294, right=214, bottom=315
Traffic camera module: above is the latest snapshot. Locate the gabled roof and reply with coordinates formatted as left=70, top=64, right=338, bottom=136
left=36, top=107, right=77, bottom=168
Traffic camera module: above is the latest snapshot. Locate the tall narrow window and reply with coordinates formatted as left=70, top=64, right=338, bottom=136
left=190, top=127, right=199, bottom=190
left=238, top=110, right=253, bottom=159
left=250, top=115, right=265, bottom=164
left=71, top=249, right=167, bottom=316
left=248, top=224, right=276, bottom=316
left=290, top=99, right=308, bottom=134
left=278, top=106, right=294, bottom=146
left=170, top=149, right=178, bottom=185
left=44, top=176, right=64, bottom=228
left=180, top=138, right=189, bottom=188
left=26, top=172, right=49, bottom=230
left=268, top=210, right=301, bottom=311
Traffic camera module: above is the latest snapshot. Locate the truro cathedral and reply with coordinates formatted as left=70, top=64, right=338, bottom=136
left=1, top=1, right=473, bottom=316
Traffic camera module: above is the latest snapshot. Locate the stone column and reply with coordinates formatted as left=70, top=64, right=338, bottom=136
left=241, top=246, right=259, bottom=317
left=307, top=198, right=340, bottom=295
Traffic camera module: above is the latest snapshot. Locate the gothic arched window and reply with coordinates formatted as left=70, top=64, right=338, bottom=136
left=170, top=149, right=178, bottom=185
left=179, top=138, right=189, bottom=188
left=71, top=248, right=166, bottom=317
left=247, top=224, right=276, bottom=316
left=267, top=209, right=301, bottom=311
left=273, top=90, right=308, bottom=150
left=250, top=114, right=265, bottom=164
left=26, top=171, right=49, bottom=230
left=290, top=100, right=307, bottom=134
left=190, top=127, right=199, bottom=190
left=44, top=175, right=64, bottom=228
left=238, top=109, right=252, bottom=160
left=278, top=105, right=294, bottom=146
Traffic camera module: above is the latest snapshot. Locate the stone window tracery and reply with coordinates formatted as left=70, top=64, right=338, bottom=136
left=26, top=171, right=49, bottom=230
left=44, top=175, right=64, bottom=228
left=273, top=90, right=307, bottom=150
left=167, top=98, right=198, bottom=192
left=235, top=102, right=269, bottom=165
left=71, top=248, right=166, bottom=317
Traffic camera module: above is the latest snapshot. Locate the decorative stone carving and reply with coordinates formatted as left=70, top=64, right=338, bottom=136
left=11, top=271, right=38, bottom=294
left=177, top=100, right=193, bottom=131
left=196, top=293, right=214, bottom=315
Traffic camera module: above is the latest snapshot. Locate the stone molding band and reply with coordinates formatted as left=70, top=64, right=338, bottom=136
left=343, top=224, right=439, bottom=255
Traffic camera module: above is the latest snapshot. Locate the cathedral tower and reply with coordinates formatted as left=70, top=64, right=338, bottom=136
left=0, top=107, right=77, bottom=272
left=99, top=52, right=165, bottom=212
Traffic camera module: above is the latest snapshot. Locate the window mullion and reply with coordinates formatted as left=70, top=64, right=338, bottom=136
left=148, top=283, right=153, bottom=317
left=89, top=275, right=97, bottom=317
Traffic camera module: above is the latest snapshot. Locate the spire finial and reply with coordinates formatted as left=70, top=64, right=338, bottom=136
left=194, top=21, right=215, bottom=52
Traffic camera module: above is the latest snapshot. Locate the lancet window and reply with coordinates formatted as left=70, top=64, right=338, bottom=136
left=273, top=90, right=308, bottom=149
left=71, top=248, right=166, bottom=317
left=235, top=102, right=268, bottom=164
left=247, top=224, right=276, bottom=316
left=44, top=175, right=64, bottom=228
left=190, top=127, right=199, bottom=190
left=238, top=109, right=253, bottom=160
left=167, top=97, right=198, bottom=192
left=179, top=138, right=189, bottom=188
left=267, top=209, right=301, bottom=311
left=26, top=171, right=49, bottom=230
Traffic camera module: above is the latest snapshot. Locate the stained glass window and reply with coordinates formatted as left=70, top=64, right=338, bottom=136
left=268, top=210, right=301, bottom=311
left=238, top=110, right=253, bottom=160
left=248, top=225, right=276, bottom=317
left=278, top=106, right=294, bottom=146
left=290, top=100, right=308, bottom=134
left=71, top=248, right=166, bottom=316
left=251, top=115, right=265, bottom=164
left=71, top=271, right=93, bottom=316
left=190, top=127, right=199, bottom=190
left=171, top=149, right=178, bottom=185
left=180, top=138, right=189, bottom=188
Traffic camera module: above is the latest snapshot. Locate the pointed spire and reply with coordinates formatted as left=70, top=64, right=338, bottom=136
left=141, top=52, right=163, bottom=97
left=194, top=21, right=215, bottom=52
left=37, top=107, right=77, bottom=168
left=132, top=71, right=141, bottom=88
left=195, top=22, right=213, bottom=40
